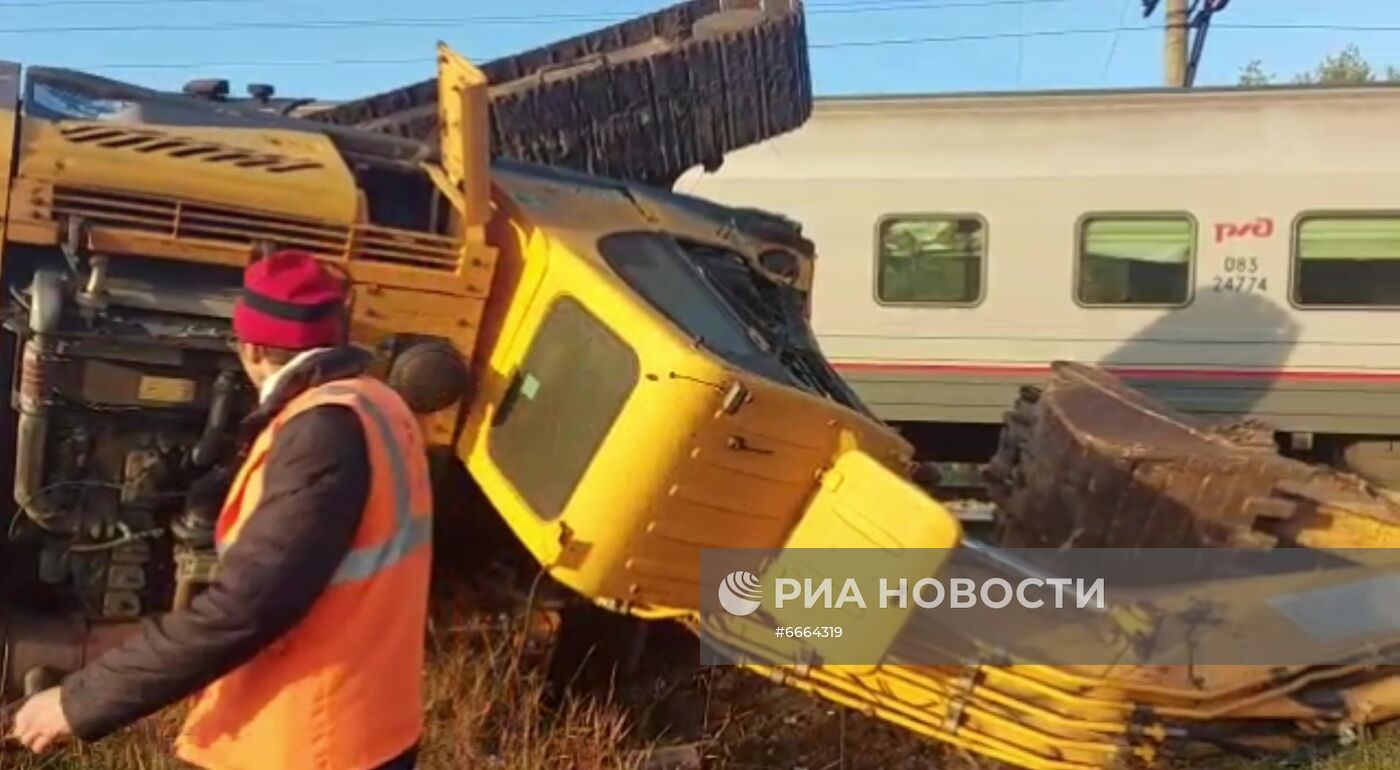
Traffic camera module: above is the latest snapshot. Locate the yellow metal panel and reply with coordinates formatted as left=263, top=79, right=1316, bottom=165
left=0, top=62, right=18, bottom=267
left=786, top=450, right=961, bottom=551
left=348, top=283, right=484, bottom=446
left=435, top=44, right=491, bottom=235
left=17, top=119, right=358, bottom=225
left=724, top=451, right=961, bottom=668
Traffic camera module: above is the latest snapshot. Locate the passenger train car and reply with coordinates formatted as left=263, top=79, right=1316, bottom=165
left=677, top=84, right=1400, bottom=485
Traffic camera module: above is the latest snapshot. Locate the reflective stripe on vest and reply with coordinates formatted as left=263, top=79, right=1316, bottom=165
left=213, top=383, right=431, bottom=586
left=318, top=384, right=432, bottom=585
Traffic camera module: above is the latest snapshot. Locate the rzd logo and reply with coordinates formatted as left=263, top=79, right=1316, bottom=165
left=718, top=571, right=763, bottom=616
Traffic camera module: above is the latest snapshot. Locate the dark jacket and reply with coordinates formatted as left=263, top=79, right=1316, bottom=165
left=60, top=346, right=377, bottom=741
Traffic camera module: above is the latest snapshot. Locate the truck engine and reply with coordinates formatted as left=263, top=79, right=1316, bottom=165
left=1, top=235, right=249, bottom=692
left=0, top=50, right=484, bottom=696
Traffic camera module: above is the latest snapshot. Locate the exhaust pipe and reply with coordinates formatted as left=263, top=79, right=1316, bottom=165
left=13, top=271, right=66, bottom=534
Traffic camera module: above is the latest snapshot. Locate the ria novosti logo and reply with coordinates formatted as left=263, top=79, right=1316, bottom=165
left=718, top=570, right=763, bottom=616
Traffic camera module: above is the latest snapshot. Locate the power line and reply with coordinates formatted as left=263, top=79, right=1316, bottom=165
left=90, top=56, right=436, bottom=71
left=812, top=0, right=1064, bottom=11
left=1101, top=0, right=1133, bottom=81
left=42, top=4, right=1400, bottom=40
left=59, top=21, right=1400, bottom=71
left=0, top=0, right=1071, bottom=35
left=811, top=22, right=1400, bottom=51
left=1, top=0, right=1057, bottom=8
left=0, top=0, right=260, bottom=6
left=1015, top=0, right=1026, bottom=86
left=75, top=26, right=1155, bottom=70
left=1217, top=22, right=1400, bottom=34
left=0, top=17, right=624, bottom=36
left=809, top=24, right=1153, bottom=49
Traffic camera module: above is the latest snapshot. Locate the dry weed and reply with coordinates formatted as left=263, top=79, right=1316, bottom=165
left=1, top=616, right=650, bottom=770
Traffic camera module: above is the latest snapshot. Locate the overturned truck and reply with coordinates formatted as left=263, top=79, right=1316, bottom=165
left=0, top=1, right=1396, bottom=767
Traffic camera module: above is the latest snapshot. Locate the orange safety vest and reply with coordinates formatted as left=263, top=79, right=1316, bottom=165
left=174, top=376, right=433, bottom=770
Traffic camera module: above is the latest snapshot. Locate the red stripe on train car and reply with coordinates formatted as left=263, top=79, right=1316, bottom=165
left=829, top=362, right=1400, bottom=383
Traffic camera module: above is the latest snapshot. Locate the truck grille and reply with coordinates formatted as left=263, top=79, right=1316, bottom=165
left=59, top=124, right=324, bottom=175
left=51, top=186, right=461, bottom=272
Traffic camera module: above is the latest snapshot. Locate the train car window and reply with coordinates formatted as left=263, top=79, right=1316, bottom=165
left=488, top=296, right=640, bottom=521
left=876, top=215, right=985, bottom=304
left=1076, top=215, right=1194, bottom=306
left=1294, top=216, right=1400, bottom=306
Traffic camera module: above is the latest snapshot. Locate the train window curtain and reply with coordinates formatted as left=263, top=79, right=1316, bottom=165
left=1296, top=216, right=1400, bottom=306
left=877, top=216, right=985, bottom=305
left=1077, top=215, right=1193, bottom=306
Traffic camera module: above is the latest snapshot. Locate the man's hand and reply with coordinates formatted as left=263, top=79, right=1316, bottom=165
left=9, top=687, right=73, bottom=753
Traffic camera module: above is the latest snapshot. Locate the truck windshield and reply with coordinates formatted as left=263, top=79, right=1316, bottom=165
left=597, top=232, right=795, bottom=386
left=598, top=231, right=866, bottom=413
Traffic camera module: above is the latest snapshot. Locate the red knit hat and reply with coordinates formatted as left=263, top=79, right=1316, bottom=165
left=233, top=250, right=346, bottom=350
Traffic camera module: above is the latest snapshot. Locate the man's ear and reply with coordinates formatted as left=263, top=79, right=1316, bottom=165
left=239, top=343, right=264, bottom=366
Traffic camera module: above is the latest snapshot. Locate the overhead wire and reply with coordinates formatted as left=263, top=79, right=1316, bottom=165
left=75, top=21, right=1400, bottom=72
left=1015, top=0, right=1026, bottom=86
left=12, top=13, right=1397, bottom=42
left=0, top=0, right=1058, bottom=9
left=19, top=11, right=1398, bottom=72
left=812, top=22, right=1400, bottom=51
left=0, top=0, right=263, bottom=6
left=79, top=25, right=1156, bottom=72
left=812, top=0, right=1066, bottom=11
left=0, top=0, right=1072, bottom=35
left=809, top=24, right=1152, bottom=49
left=93, top=56, right=437, bottom=71
left=1101, top=0, right=1134, bottom=81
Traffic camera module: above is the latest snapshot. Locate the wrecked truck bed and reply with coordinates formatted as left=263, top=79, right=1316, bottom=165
left=985, top=360, right=1400, bottom=550
left=304, top=0, right=812, bottom=187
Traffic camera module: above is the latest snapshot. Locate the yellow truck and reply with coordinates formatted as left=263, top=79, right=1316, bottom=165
left=0, top=2, right=1396, bottom=768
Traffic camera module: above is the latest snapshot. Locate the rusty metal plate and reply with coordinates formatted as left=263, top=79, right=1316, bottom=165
left=306, top=0, right=812, bottom=187
left=986, top=361, right=1400, bottom=549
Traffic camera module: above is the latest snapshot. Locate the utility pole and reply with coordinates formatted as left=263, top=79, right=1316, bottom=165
left=1144, top=0, right=1230, bottom=86
left=1164, top=0, right=1189, bottom=86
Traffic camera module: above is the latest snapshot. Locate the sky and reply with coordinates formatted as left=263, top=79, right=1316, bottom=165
left=0, top=0, right=1397, bottom=100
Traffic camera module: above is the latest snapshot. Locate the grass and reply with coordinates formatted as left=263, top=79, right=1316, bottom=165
left=1210, top=742, right=1400, bottom=770
left=1, top=610, right=652, bottom=770
left=5, top=637, right=1399, bottom=770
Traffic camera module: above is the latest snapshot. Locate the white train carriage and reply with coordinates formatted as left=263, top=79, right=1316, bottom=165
left=677, top=85, right=1400, bottom=484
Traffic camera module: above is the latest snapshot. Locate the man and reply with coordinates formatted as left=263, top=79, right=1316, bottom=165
left=8, top=250, right=434, bottom=770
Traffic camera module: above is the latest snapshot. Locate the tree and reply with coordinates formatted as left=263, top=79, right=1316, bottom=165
left=1238, top=59, right=1274, bottom=86
left=1238, top=44, right=1400, bottom=86
left=1296, top=44, right=1376, bottom=84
